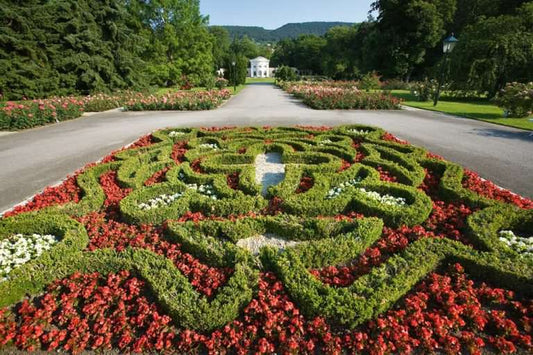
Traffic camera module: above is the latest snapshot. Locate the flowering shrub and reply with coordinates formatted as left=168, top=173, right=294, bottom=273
left=80, top=91, right=138, bottom=112
left=215, top=77, right=228, bottom=89
left=123, top=90, right=231, bottom=111
left=0, top=234, right=58, bottom=281
left=495, top=82, right=533, bottom=118
left=410, top=78, right=440, bottom=102
left=281, top=81, right=402, bottom=110
left=0, top=125, right=532, bottom=353
left=0, top=98, right=84, bottom=130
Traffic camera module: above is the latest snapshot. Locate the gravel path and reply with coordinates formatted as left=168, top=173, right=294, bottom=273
left=236, top=233, right=301, bottom=255
left=254, top=152, right=286, bottom=197
left=0, top=83, right=532, bottom=212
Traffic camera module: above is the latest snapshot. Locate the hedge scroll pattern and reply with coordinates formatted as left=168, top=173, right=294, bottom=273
left=0, top=125, right=531, bottom=337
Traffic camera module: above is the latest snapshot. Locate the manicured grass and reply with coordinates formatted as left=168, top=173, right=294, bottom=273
left=246, top=77, right=275, bottom=84
left=390, top=90, right=533, bottom=131
left=227, top=84, right=246, bottom=95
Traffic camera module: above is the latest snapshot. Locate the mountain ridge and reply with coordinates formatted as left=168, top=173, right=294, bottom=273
left=215, top=21, right=355, bottom=42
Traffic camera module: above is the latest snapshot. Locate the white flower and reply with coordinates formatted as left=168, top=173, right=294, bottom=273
left=169, top=131, right=186, bottom=137
left=318, top=139, right=334, bottom=146
left=357, top=188, right=407, bottom=206
left=138, top=192, right=183, bottom=210
left=0, top=233, right=58, bottom=282
left=326, top=177, right=363, bottom=199
left=498, top=230, right=533, bottom=259
left=348, top=129, right=371, bottom=135
left=199, top=143, right=219, bottom=150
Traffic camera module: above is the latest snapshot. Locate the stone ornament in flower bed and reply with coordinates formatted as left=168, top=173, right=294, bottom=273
left=0, top=125, right=532, bottom=353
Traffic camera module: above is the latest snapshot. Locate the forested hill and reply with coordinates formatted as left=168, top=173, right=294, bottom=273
left=220, top=22, right=355, bottom=42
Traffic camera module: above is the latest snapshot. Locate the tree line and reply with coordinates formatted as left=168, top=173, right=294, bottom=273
left=271, top=0, right=533, bottom=97
left=0, top=0, right=214, bottom=100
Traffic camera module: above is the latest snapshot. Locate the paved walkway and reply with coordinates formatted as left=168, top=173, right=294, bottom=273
left=1, top=83, right=532, bottom=212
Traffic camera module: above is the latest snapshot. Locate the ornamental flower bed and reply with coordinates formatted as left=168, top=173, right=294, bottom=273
left=123, top=90, right=231, bottom=111
left=0, top=98, right=84, bottom=130
left=280, top=81, right=402, bottom=110
left=0, top=125, right=532, bottom=354
left=0, top=90, right=232, bottom=131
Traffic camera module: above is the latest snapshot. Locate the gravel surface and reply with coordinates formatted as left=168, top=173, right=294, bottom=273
left=236, top=233, right=301, bottom=255
left=255, top=153, right=286, bottom=196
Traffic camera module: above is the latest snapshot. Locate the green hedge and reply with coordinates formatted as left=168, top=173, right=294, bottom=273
left=0, top=213, right=89, bottom=306
left=2, top=124, right=532, bottom=335
left=265, top=237, right=533, bottom=328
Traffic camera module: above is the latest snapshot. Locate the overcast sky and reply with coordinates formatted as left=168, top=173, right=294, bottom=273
left=200, top=0, right=375, bottom=29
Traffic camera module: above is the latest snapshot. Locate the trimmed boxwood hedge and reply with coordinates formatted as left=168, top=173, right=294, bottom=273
left=1, top=124, right=531, bottom=336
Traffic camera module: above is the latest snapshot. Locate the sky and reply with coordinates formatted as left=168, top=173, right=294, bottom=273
left=200, top=0, right=375, bottom=29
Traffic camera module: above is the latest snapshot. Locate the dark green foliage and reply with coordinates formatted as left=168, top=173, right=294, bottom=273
left=0, top=0, right=148, bottom=99
left=0, top=0, right=214, bottom=99
left=271, top=35, right=326, bottom=73
left=449, top=3, right=533, bottom=97
left=274, top=66, right=298, bottom=81
left=224, top=55, right=248, bottom=86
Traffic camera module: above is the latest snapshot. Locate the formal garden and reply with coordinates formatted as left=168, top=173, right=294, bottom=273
left=0, top=125, right=531, bottom=353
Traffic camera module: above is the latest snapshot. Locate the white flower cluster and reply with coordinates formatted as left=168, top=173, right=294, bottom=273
left=138, top=192, right=183, bottom=210
left=357, top=188, right=407, bottom=206
left=318, top=139, right=334, bottom=146
left=169, top=131, right=186, bottom=137
left=199, top=143, right=219, bottom=150
left=499, top=230, right=533, bottom=258
left=138, top=183, right=219, bottom=210
left=348, top=129, right=371, bottom=135
left=186, top=183, right=217, bottom=200
left=326, top=177, right=363, bottom=199
left=1, top=233, right=58, bottom=282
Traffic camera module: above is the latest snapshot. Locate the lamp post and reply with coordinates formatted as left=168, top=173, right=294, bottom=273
left=433, top=34, right=458, bottom=106
left=231, top=61, right=236, bottom=93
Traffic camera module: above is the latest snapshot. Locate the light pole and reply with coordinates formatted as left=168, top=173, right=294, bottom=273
left=433, top=34, right=458, bottom=106
left=231, top=61, right=236, bottom=93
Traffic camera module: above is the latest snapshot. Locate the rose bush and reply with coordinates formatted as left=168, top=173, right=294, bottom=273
left=123, top=90, right=231, bottom=111
left=280, top=81, right=401, bottom=110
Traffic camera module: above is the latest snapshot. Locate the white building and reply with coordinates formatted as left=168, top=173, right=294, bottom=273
left=248, top=56, right=275, bottom=78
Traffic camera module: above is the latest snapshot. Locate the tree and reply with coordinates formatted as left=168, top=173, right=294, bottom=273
left=209, top=26, right=231, bottom=69
left=224, top=55, right=247, bottom=86
left=270, top=35, right=325, bottom=74
left=371, top=0, right=456, bottom=80
left=136, top=0, right=213, bottom=87
left=449, top=3, right=533, bottom=97
left=321, top=26, right=359, bottom=79
left=0, top=0, right=148, bottom=99
left=274, top=65, right=297, bottom=81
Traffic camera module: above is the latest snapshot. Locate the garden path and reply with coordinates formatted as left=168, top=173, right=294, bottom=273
left=0, top=83, right=532, bottom=213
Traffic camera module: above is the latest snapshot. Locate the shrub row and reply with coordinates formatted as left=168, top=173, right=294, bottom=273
left=266, top=237, right=533, bottom=328
left=0, top=98, right=84, bottom=130
left=123, top=90, right=231, bottom=111
left=0, top=89, right=232, bottom=131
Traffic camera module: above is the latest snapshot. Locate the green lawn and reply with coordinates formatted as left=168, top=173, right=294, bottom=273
left=390, top=90, right=533, bottom=131
left=155, top=85, right=245, bottom=96
left=246, top=77, right=275, bottom=84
